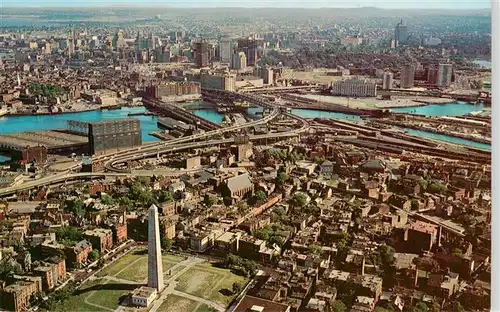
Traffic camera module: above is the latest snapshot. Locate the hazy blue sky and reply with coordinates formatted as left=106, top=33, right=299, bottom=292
left=0, top=0, right=492, bottom=9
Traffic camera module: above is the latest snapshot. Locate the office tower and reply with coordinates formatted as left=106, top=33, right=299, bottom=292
left=382, top=72, right=393, bottom=90
left=219, top=37, right=232, bottom=63
left=254, top=67, right=274, bottom=85
left=427, top=66, right=439, bottom=85
left=113, top=30, right=127, bottom=51
left=331, top=78, right=377, bottom=97
left=400, top=65, right=415, bottom=88
left=193, top=41, right=209, bottom=68
left=148, top=204, right=164, bottom=291
left=44, top=42, right=51, bottom=55
left=232, top=51, right=247, bottom=70
left=68, top=25, right=75, bottom=57
left=394, top=19, right=408, bottom=47
left=437, top=63, right=453, bottom=88
left=88, top=119, right=142, bottom=156
left=237, top=38, right=259, bottom=66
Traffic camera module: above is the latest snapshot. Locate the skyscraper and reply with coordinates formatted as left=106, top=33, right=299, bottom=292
left=219, top=37, right=232, bottom=63
left=437, top=63, right=453, bottom=88
left=400, top=65, right=415, bottom=88
left=67, top=25, right=75, bottom=57
left=193, top=41, right=210, bottom=68
left=237, top=38, right=259, bottom=66
left=231, top=51, right=247, bottom=70
left=382, top=72, right=393, bottom=90
left=427, top=65, right=439, bottom=85
left=394, top=19, right=408, bottom=47
left=148, top=204, right=164, bottom=291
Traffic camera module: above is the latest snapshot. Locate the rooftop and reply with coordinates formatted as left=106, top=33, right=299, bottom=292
left=234, top=295, right=290, bottom=312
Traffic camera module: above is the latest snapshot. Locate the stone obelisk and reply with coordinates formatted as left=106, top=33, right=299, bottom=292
left=148, top=204, right=164, bottom=290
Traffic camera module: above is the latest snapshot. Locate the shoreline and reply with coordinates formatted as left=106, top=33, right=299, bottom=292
left=1, top=104, right=144, bottom=118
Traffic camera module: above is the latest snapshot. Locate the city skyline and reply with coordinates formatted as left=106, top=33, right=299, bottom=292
left=0, top=0, right=492, bottom=9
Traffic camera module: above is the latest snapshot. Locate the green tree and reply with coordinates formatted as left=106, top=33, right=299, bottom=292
left=308, top=244, right=322, bottom=255
left=160, top=236, right=172, bottom=251
left=332, top=300, right=348, bottom=312
left=252, top=190, right=268, bottom=205
left=225, top=253, right=243, bottom=269
left=0, top=259, right=23, bottom=284
left=418, top=179, right=429, bottom=191
left=118, top=196, right=133, bottom=211
left=377, top=244, right=396, bottom=270
left=428, top=182, right=448, bottom=194
left=452, top=248, right=463, bottom=257
left=477, top=79, right=484, bottom=89
left=65, top=199, right=85, bottom=216
left=412, top=302, right=429, bottom=312
left=130, top=182, right=154, bottom=205
left=291, top=193, right=308, bottom=208
left=55, top=227, right=84, bottom=246
left=101, top=195, right=115, bottom=205
left=272, top=207, right=288, bottom=223
left=275, top=172, right=288, bottom=187
left=232, top=282, right=242, bottom=294
left=204, top=195, right=217, bottom=207
left=159, top=190, right=173, bottom=203
left=88, top=250, right=100, bottom=262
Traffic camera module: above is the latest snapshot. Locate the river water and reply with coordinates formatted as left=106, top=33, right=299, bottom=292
left=0, top=101, right=490, bottom=163
left=390, top=102, right=485, bottom=117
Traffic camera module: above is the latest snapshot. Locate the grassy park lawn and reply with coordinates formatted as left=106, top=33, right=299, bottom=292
left=53, top=278, right=131, bottom=312
left=84, top=279, right=134, bottom=310
left=97, top=250, right=145, bottom=277
left=175, top=262, right=248, bottom=306
left=156, top=294, right=200, bottom=312
left=115, top=253, right=187, bottom=282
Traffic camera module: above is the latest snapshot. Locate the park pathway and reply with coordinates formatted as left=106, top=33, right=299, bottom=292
left=171, top=290, right=225, bottom=312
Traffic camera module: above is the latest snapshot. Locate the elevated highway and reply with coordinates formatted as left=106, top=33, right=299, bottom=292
left=143, top=97, right=221, bottom=131
left=104, top=112, right=309, bottom=172
left=238, top=85, right=324, bottom=93
left=0, top=92, right=309, bottom=196
left=0, top=114, right=309, bottom=196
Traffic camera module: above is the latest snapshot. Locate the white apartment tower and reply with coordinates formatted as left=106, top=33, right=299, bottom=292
left=437, top=63, right=453, bottom=88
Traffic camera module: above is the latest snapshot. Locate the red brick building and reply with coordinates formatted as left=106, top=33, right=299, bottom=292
left=65, top=240, right=92, bottom=268
left=84, top=228, right=113, bottom=252
left=21, top=146, right=47, bottom=163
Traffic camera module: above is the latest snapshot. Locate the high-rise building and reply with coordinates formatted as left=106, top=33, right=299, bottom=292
left=113, top=30, right=127, bottom=51
left=67, top=25, right=75, bottom=58
left=147, top=204, right=164, bottom=291
left=427, top=66, right=439, bottom=85
left=237, top=38, right=259, bottom=66
left=193, top=41, right=210, bottom=68
left=437, top=63, right=453, bottom=88
left=400, top=65, right=415, bottom=88
left=219, top=37, right=232, bottom=63
left=201, top=71, right=235, bottom=91
left=382, top=72, right=393, bottom=90
left=231, top=51, right=247, bottom=70
left=331, top=78, right=377, bottom=97
left=254, top=67, right=274, bottom=85
left=394, top=19, right=408, bottom=47
left=88, top=119, right=142, bottom=156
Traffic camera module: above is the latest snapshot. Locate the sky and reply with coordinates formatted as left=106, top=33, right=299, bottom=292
left=0, top=0, right=492, bottom=9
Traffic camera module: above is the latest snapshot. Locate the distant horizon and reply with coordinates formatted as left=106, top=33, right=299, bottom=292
left=0, top=0, right=492, bottom=10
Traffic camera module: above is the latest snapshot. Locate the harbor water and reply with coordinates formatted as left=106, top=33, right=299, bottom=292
left=0, top=101, right=490, bottom=162
left=390, top=102, right=485, bottom=117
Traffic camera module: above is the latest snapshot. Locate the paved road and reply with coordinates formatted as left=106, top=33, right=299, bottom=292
left=148, top=257, right=205, bottom=312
